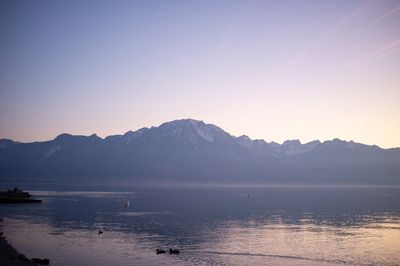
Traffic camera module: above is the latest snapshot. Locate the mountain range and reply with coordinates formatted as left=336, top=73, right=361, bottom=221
left=1, top=119, right=399, bottom=185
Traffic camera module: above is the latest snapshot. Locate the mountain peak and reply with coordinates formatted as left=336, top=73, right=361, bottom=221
left=282, top=139, right=301, bottom=146
left=276, top=139, right=323, bottom=155
left=0, top=139, right=16, bottom=149
left=55, top=133, right=101, bottom=143
left=160, top=118, right=204, bottom=127
left=157, top=118, right=230, bottom=143
left=1, top=119, right=399, bottom=184
left=323, top=138, right=348, bottom=146
left=88, top=134, right=102, bottom=141
left=123, top=127, right=149, bottom=143
left=55, top=133, right=73, bottom=141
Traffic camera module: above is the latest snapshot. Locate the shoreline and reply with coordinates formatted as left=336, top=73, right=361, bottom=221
left=0, top=235, right=34, bottom=266
left=0, top=220, right=49, bottom=266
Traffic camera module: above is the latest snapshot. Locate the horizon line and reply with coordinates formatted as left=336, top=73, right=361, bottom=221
left=0, top=118, right=398, bottom=149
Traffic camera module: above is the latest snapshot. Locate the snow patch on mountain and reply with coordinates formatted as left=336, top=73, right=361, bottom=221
left=274, top=139, right=321, bottom=155
left=189, top=119, right=215, bottom=142
left=237, top=135, right=252, bottom=149
left=43, top=146, right=61, bottom=160
left=123, top=128, right=149, bottom=144
left=158, top=119, right=231, bottom=143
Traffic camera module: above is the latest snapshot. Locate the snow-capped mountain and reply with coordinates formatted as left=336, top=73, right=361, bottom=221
left=275, top=139, right=321, bottom=155
left=0, top=119, right=399, bottom=184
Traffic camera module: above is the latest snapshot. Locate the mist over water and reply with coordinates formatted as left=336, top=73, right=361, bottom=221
left=0, top=185, right=399, bottom=265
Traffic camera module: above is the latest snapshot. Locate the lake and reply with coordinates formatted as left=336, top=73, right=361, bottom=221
left=0, top=186, right=399, bottom=265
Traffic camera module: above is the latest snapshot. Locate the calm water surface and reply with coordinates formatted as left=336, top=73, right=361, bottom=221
left=0, top=186, right=399, bottom=265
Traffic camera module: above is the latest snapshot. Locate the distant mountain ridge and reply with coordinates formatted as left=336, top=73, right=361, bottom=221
left=1, top=119, right=399, bottom=184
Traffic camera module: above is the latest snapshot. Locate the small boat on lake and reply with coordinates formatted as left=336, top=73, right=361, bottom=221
left=0, top=188, right=42, bottom=203
left=123, top=198, right=130, bottom=208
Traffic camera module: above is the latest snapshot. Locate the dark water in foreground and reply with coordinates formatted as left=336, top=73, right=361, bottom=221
left=0, top=186, right=399, bottom=265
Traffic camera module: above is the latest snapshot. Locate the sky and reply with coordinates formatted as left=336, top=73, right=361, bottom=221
left=0, top=0, right=399, bottom=148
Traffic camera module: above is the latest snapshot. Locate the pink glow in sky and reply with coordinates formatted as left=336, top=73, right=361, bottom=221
left=0, top=0, right=399, bottom=148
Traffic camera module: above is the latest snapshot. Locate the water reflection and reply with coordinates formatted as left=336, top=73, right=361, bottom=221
left=0, top=187, right=399, bottom=265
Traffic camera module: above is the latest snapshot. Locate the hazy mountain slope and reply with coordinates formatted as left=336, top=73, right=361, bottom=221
left=0, top=119, right=399, bottom=184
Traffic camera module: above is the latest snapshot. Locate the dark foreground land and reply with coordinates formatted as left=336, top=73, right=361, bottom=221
left=0, top=188, right=48, bottom=266
left=0, top=219, right=49, bottom=266
left=0, top=236, right=34, bottom=266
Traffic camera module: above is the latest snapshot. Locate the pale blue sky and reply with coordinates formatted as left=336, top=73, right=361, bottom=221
left=1, top=0, right=399, bottom=147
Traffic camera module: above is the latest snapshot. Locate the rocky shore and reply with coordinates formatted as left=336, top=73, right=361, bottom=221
left=0, top=219, right=49, bottom=266
left=0, top=235, right=35, bottom=266
left=0, top=189, right=48, bottom=266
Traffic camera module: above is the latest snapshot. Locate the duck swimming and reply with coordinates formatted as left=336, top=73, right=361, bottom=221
left=169, top=248, right=180, bottom=254
left=156, top=249, right=166, bottom=255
